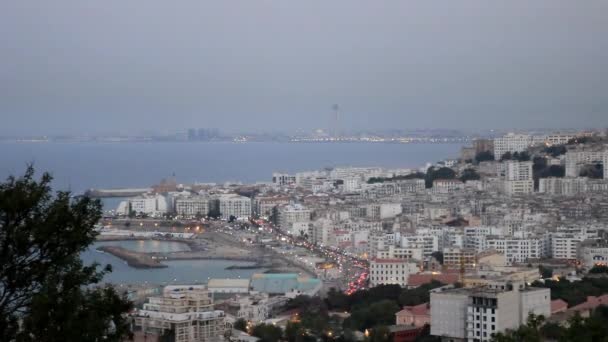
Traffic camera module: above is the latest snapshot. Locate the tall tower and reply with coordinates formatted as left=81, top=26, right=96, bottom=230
left=332, top=104, right=340, bottom=138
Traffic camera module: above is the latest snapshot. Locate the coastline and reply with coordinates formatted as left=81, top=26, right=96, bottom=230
left=94, top=233, right=317, bottom=277
left=97, top=246, right=167, bottom=269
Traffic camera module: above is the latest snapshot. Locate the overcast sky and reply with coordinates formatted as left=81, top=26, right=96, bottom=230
left=1, top=1, right=607, bottom=135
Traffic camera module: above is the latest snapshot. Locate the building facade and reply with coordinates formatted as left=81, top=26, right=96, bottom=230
left=132, top=286, right=226, bottom=342
left=431, top=282, right=550, bottom=342
left=369, top=258, right=420, bottom=287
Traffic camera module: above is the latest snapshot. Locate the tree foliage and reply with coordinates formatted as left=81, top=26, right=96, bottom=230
left=532, top=157, right=565, bottom=189
left=501, top=151, right=530, bottom=162
left=425, top=167, right=456, bottom=188
left=251, top=323, right=283, bottom=342
left=234, top=318, right=248, bottom=332
left=532, top=277, right=608, bottom=307
left=0, top=167, right=133, bottom=341
left=588, top=265, right=608, bottom=274
left=459, top=168, right=481, bottom=182
left=538, top=265, right=553, bottom=279
left=475, top=151, right=494, bottom=163
left=344, top=300, right=400, bottom=331
left=367, top=172, right=426, bottom=184
left=544, top=144, right=567, bottom=157
left=580, top=163, right=604, bottom=179
left=492, top=308, right=608, bottom=342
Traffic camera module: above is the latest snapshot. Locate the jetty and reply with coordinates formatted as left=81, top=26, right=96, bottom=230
left=84, top=188, right=152, bottom=198
left=97, top=246, right=167, bottom=269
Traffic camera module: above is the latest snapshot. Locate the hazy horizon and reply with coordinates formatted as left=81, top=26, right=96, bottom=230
left=1, top=1, right=607, bottom=136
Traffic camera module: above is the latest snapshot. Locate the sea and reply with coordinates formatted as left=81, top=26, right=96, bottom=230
left=1, top=141, right=462, bottom=284
left=0, top=141, right=462, bottom=194
left=82, top=240, right=266, bottom=285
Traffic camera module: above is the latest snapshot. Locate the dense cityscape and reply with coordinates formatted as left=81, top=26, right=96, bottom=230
left=70, top=129, right=608, bottom=341
left=2, top=1, right=607, bottom=341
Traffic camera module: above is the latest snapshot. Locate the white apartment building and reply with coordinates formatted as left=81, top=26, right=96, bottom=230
left=375, top=245, right=424, bottom=261
left=493, top=133, right=534, bottom=160
left=295, top=170, right=328, bottom=185
left=236, top=296, right=270, bottom=324
left=545, top=134, right=574, bottom=146
left=276, top=204, right=312, bottom=229
left=342, top=177, right=361, bottom=192
left=272, top=173, right=296, bottom=186
left=433, top=179, right=465, bottom=194
left=431, top=282, right=550, bottom=342
left=369, top=258, right=420, bottom=287
left=252, top=196, right=290, bottom=217
left=175, top=196, right=210, bottom=218
left=505, top=161, right=533, bottom=181
left=464, top=227, right=506, bottom=241
left=550, top=227, right=598, bottom=260
left=329, top=167, right=383, bottom=181
left=538, top=177, right=588, bottom=196
left=485, top=238, right=545, bottom=263
left=401, top=235, right=440, bottom=257
left=565, top=150, right=605, bottom=177
left=366, top=203, right=402, bottom=220
left=133, top=286, right=225, bottom=342
left=503, top=180, right=534, bottom=196
left=396, top=179, right=426, bottom=193
left=217, top=194, right=252, bottom=219
left=443, top=247, right=478, bottom=269
left=118, top=194, right=168, bottom=216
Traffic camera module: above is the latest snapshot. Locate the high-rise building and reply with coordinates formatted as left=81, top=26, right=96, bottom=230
left=538, top=177, right=588, bottom=195
left=132, top=285, right=226, bottom=342
left=175, top=196, right=210, bottom=218
left=565, top=150, right=605, bottom=177
left=215, top=194, right=252, bottom=219
left=431, top=282, right=550, bottom=341
left=505, top=161, right=533, bottom=181
left=493, top=134, right=534, bottom=160
left=276, top=204, right=312, bottom=229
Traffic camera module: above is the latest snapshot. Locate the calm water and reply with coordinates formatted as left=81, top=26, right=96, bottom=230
left=0, top=142, right=462, bottom=195
left=81, top=240, right=265, bottom=284
left=4, top=142, right=460, bottom=284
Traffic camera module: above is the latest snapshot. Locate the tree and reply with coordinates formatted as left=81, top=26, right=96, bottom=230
left=234, top=318, right=248, bottom=332
left=325, top=287, right=349, bottom=310
left=252, top=323, right=283, bottom=342
left=500, top=152, right=513, bottom=161
left=459, top=168, right=480, bottom=182
left=589, top=265, right=608, bottom=274
left=367, top=325, right=390, bottom=342
left=533, top=157, right=565, bottom=189
left=491, top=313, right=544, bottom=342
left=580, top=163, right=604, bottom=179
left=431, top=251, right=444, bottom=265
left=0, top=167, right=132, bottom=341
left=544, top=144, right=567, bottom=157
left=285, top=321, right=303, bottom=342
left=538, top=265, right=553, bottom=278
left=514, top=151, right=531, bottom=161
left=345, top=300, right=400, bottom=331
left=425, top=167, right=456, bottom=188
left=475, top=151, right=494, bottom=163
